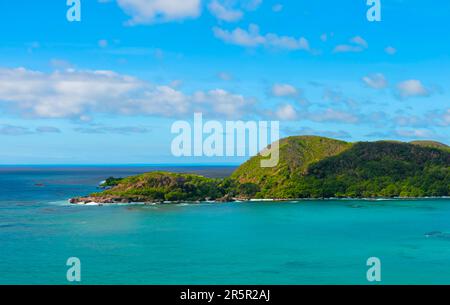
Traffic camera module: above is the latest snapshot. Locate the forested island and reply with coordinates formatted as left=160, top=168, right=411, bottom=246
left=70, top=136, right=450, bottom=204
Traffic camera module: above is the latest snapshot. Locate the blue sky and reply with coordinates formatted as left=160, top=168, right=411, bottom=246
left=0, top=0, right=449, bottom=164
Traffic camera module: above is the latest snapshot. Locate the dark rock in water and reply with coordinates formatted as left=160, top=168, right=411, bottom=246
left=350, top=204, right=365, bottom=208
left=424, top=231, right=450, bottom=240
left=69, top=196, right=132, bottom=204
left=425, top=231, right=442, bottom=238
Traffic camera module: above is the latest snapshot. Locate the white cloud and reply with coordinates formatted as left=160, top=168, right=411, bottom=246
left=396, top=80, right=430, bottom=99
left=0, top=124, right=61, bottom=135
left=270, top=104, right=360, bottom=124
left=275, top=104, right=297, bottom=120
left=208, top=0, right=243, bottom=22
left=443, top=109, right=450, bottom=126
left=392, top=109, right=450, bottom=128
left=271, top=83, right=299, bottom=98
left=213, top=24, right=265, bottom=47
left=191, top=89, right=254, bottom=118
left=394, top=114, right=425, bottom=127
left=395, top=129, right=435, bottom=139
left=0, top=67, right=254, bottom=119
left=213, top=24, right=310, bottom=51
left=0, top=67, right=142, bottom=119
left=284, top=127, right=352, bottom=139
left=115, top=0, right=201, bottom=25
left=75, top=126, right=151, bottom=134
left=243, top=0, right=262, bottom=11
left=333, top=36, right=368, bottom=53
left=308, top=108, right=360, bottom=124
left=0, top=125, right=32, bottom=136
left=362, top=73, right=388, bottom=89
left=351, top=36, right=368, bottom=48
left=36, top=126, right=61, bottom=133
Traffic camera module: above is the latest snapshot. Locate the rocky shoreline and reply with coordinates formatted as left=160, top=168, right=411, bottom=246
left=68, top=195, right=450, bottom=206
left=69, top=194, right=237, bottom=205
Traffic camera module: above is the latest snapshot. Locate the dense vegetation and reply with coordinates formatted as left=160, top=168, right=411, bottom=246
left=100, top=177, right=124, bottom=188
left=92, top=172, right=232, bottom=202
left=81, top=136, right=450, bottom=202
left=231, top=136, right=352, bottom=198
left=233, top=137, right=450, bottom=199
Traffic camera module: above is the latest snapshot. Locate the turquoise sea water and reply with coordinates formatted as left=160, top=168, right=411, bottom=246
left=1, top=166, right=450, bottom=284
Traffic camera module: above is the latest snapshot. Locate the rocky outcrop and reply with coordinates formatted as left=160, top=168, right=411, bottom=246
left=69, top=196, right=134, bottom=204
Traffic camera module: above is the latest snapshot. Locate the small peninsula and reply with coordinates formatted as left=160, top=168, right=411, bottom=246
left=70, top=136, right=450, bottom=204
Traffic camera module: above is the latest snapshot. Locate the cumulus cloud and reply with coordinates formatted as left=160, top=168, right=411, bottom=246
left=275, top=104, right=298, bottom=120
left=395, top=128, right=436, bottom=139
left=307, top=108, right=360, bottom=124
left=36, top=126, right=61, bottom=133
left=284, top=127, right=352, bottom=139
left=271, top=83, right=299, bottom=98
left=0, top=125, right=61, bottom=135
left=0, top=67, right=254, bottom=120
left=242, top=0, right=262, bottom=11
left=105, top=0, right=263, bottom=24
left=114, top=0, right=201, bottom=25
left=442, top=109, right=450, bottom=126
left=0, top=67, right=143, bottom=119
left=389, top=109, right=450, bottom=129
left=269, top=103, right=360, bottom=124
left=322, top=88, right=358, bottom=108
left=362, top=73, right=388, bottom=89
left=395, top=80, right=430, bottom=99
left=394, top=114, right=427, bottom=127
left=191, top=89, right=255, bottom=118
left=74, top=126, right=151, bottom=134
left=351, top=36, right=368, bottom=48
left=427, top=108, right=450, bottom=127
left=0, top=125, right=32, bottom=136
left=208, top=0, right=243, bottom=22
left=333, top=36, right=368, bottom=53
left=213, top=24, right=310, bottom=51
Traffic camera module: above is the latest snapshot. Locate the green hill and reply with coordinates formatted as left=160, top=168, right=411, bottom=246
left=231, top=136, right=352, bottom=197
left=71, top=172, right=230, bottom=204
left=232, top=137, right=450, bottom=198
left=71, top=136, right=450, bottom=203
left=410, top=140, right=450, bottom=151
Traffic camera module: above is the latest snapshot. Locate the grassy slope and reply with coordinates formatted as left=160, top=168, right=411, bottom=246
left=410, top=140, right=450, bottom=152
left=231, top=136, right=353, bottom=197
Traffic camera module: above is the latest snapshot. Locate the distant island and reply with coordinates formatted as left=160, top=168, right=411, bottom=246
left=70, top=136, right=450, bottom=204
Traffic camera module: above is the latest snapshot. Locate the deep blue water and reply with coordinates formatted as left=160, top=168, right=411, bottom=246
left=0, top=166, right=450, bottom=284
